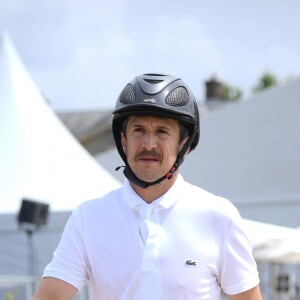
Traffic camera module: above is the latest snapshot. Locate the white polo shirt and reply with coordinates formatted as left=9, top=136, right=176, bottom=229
left=44, top=175, right=259, bottom=299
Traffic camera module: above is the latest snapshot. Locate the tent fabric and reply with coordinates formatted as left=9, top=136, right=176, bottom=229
left=0, top=32, right=121, bottom=213
left=243, top=220, right=300, bottom=263
left=243, top=219, right=297, bottom=248
left=252, top=227, right=300, bottom=263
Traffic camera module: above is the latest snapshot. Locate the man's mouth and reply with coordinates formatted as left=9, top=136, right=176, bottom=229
left=139, top=157, right=159, bottom=162
left=135, top=150, right=161, bottom=163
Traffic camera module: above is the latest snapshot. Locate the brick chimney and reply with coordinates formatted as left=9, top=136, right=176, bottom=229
left=205, top=76, right=223, bottom=101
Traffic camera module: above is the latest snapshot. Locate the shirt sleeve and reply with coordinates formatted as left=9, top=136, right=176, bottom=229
left=43, top=207, right=89, bottom=291
left=218, top=211, right=260, bottom=295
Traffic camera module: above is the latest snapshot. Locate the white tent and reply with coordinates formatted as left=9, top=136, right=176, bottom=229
left=253, top=228, right=300, bottom=263
left=0, top=32, right=121, bottom=213
left=243, top=219, right=297, bottom=248
left=243, top=219, right=300, bottom=263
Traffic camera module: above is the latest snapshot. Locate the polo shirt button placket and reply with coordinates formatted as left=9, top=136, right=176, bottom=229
left=138, top=203, right=161, bottom=269
left=138, top=203, right=162, bottom=298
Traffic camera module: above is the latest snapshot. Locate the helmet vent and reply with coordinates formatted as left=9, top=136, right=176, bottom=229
left=165, top=87, right=189, bottom=106
left=119, top=84, right=135, bottom=103
left=144, top=79, right=164, bottom=84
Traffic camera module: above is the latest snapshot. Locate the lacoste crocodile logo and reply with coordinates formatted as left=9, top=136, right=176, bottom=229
left=186, top=259, right=197, bottom=266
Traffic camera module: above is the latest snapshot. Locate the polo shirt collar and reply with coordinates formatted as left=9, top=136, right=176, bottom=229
left=122, top=174, right=184, bottom=210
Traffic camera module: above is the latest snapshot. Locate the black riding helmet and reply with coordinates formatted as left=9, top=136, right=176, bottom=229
left=112, top=73, right=200, bottom=188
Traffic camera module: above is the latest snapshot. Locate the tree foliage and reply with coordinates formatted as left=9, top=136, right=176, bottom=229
left=222, top=83, right=243, bottom=101
left=252, top=72, right=278, bottom=94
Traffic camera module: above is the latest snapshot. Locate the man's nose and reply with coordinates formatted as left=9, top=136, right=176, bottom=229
left=142, top=133, right=157, bottom=150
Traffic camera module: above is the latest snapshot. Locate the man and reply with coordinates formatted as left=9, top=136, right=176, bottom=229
left=33, top=74, right=262, bottom=299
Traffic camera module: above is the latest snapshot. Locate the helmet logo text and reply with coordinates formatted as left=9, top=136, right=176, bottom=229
left=142, top=98, right=157, bottom=104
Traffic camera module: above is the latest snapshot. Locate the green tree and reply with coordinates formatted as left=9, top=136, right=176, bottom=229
left=252, top=72, right=278, bottom=94
left=222, top=83, right=243, bottom=101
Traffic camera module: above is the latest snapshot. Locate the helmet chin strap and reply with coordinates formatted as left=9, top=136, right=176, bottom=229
left=122, top=162, right=178, bottom=189
left=116, top=131, right=196, bottom=189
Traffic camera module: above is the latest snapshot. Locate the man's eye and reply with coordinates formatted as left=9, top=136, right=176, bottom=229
left=158, top=129, right=168, bottom=135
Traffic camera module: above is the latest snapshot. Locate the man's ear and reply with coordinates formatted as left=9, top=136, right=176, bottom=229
left=121, top=132, right=126, bottom=154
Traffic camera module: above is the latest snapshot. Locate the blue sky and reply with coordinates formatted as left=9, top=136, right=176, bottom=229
left=1, top=0, right=299, bottom=111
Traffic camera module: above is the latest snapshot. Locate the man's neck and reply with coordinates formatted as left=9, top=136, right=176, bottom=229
left=130, top=172, right=179, bottom=203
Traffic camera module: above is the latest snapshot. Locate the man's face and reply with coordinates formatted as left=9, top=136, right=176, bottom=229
left=121, top=115, right=186, bottom=183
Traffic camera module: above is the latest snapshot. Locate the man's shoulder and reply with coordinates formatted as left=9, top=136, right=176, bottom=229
left=177, top=181, right=241, bottom=228
left=180, top=179, right=237, bottom=212
left=181, top=179, right=223, bottom=200
left=77, top=186, right=123, bottom=211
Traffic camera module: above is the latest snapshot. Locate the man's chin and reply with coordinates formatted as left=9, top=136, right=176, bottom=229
left=134, top=171, right=164, bottom=184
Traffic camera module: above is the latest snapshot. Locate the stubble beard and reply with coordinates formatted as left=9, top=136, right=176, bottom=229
left=131, top=149, right=164, bottom=183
